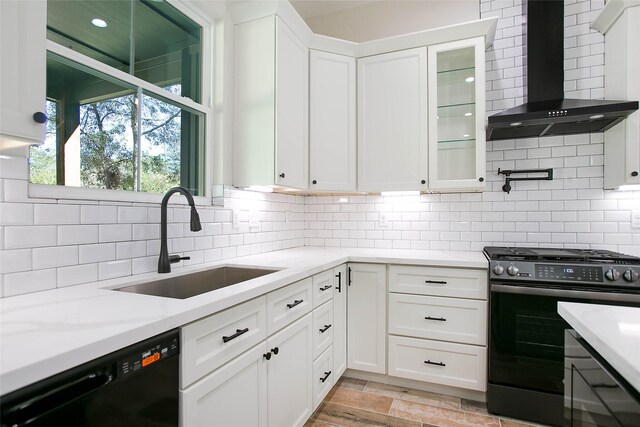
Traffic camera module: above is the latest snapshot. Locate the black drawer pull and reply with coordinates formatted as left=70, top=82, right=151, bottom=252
left=424, top=316, right=447, bottom=322
left=222, top=328, right=249, bottom=343
left=319, top=324, right=332, bottom=333
left=424, top=360, right=446, bottom=367
left=287, top=299, right=303, bottom=309
left=320, top=371, right=332, bottom=383
left=319, top=285, right=332, bottom=292
left=424, top=280, right=447, bottom=285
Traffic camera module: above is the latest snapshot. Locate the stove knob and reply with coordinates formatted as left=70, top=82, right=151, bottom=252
left=507, top=264, right=519, bottom=276
left=492, top=264, right=505, bottom=275
left=623, top=270, right=639, bottom=282
left=605, top=268, right=621, bottom=281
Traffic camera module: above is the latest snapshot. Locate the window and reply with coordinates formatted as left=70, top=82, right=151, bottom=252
left=30, top=0, right=207, bottom=196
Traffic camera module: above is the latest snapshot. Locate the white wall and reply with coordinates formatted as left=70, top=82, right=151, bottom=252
left=303, top=0, right=640, bottom=255
left=301, top=0, right=479, bottom=42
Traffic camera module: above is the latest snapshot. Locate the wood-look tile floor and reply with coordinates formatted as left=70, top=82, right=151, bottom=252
left=304, top=377, right=548, bottom=427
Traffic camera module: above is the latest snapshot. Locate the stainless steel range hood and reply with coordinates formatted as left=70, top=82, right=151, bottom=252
left=486, top=0, right=638, bottom=141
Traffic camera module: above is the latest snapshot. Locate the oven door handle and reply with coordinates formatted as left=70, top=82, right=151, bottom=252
left=490, top=283, right=640, bottom=303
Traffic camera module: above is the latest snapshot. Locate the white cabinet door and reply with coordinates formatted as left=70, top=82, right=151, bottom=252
left=266, top=313, right=313, bottom=427
left=275, top=18, right=308, bottom=189
left=427, top=37, right=486, bottom=192
left=332, top=264, right=348, bottom=382
left=0, top=0, right=47, bottom=145
left=604, top=6, right=640, bottom=189
left=234, top=16, right=308, bottom=190
left=357, top=48, right=428, bottom=192
left=181, top=342, right=268, bottom=427
left=309, top=50, right=356, bottom=191
left=347, top=263, right=387, bottom=374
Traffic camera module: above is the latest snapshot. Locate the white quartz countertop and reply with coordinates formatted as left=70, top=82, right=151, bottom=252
left=0, top=246, right=487, bottom=395
left=558, top=302, right=640, bottom=393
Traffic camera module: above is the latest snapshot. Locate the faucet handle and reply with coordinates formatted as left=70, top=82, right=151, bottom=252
left=169, top=255, right=191, bottom=264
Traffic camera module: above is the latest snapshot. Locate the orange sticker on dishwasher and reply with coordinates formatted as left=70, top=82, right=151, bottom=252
left=142, top=352, right=160, bottom=367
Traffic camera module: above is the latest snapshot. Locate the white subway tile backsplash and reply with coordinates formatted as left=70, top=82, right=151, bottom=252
left=34, top=204, right=80, bottom=225
left=0, top=203, right=33, bottom=225
left=58, top=225, right=99, bottom=245
left=99, top=224, right=132, bottom=242
left=57, top=264, right=98, bottom=287
left=33, top=246, right=78, bottom=269
left=5, top=226, right=57, bottom=249
left=79, top=243, right=116, bottom=264
left=4, top=268, right=56, bottom=296
left=81, top=205, right=117, bottom=224
left=98, top=260, right=132, bottom=280
left=0, top=249, right=32, bottom=274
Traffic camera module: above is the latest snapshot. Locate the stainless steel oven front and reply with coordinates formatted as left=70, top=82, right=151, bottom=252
left=488, top=283, right=640, bottom=427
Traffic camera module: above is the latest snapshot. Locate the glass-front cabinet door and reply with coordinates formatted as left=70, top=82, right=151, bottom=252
left=427, top=37, right=485, bottom=191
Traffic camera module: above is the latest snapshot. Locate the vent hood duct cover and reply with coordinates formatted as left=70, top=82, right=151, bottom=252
left=486, top=1, right=638, bottom=141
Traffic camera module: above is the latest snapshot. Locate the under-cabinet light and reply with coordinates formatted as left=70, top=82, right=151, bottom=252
left=381, top=191, right=420, bottom=196
left=464, top=112, right=472, bottom=117
left=617, top=185, right=640, bottom=191
left=465, top=77, right=475, bottom=83
left=589, top=114, right=604, bottom=120
left=246, top=185, right=273, bottom=193
left=92, top=18, right=108, bottom=28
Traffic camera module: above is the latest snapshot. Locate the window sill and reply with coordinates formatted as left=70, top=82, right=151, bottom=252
left=28, top=183, right=212, bottom=206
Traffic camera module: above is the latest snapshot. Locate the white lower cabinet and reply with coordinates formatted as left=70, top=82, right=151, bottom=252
left=347, top=263, right=387, bottom=374
left=181, top=342, right=268, bottom=427
left=388, top=335, right=487, bottom=391
left=266, top=314, right=314, bottom=427
left=313, top=346, right=334, bottom=408
left=332, top=264, right=348, bottom=382
left=388, top=264, right=488, bottom=393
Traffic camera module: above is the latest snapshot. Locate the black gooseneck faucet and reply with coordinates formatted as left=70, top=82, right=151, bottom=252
left=158, top=186, right=202, bottom=273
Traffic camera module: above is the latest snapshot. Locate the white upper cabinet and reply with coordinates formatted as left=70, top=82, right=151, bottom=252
left=0, top=0, right=47, bottom=147
left=234, top=16, right=308, bottom=190
left=600, top=5, right=640, bottom=189
left=357, top=48, right=428, bottom=192
left=309, top=50, right=356, bottom=192
left=427, top=37, right=486, bottom=192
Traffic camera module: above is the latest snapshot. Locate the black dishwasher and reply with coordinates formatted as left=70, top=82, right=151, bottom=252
left=1, top=329, right=179, bottom=427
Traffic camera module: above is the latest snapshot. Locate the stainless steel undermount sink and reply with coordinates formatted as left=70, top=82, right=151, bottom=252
left=114, top=266, right=279, bottom=299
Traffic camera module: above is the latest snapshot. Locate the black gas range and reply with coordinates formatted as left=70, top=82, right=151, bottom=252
left=483, top=246, right=640, bottom=426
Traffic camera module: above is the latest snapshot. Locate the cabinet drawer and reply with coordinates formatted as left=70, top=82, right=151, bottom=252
left=313, top=345, right=334, bottom=409
left=313, top=300, right=334, bottom=359
left=388, top=335, right=487, bottom=391
left=389, top=265, right=487, bottom=299
left=267, top=277, right=313, bottom=335
left=389, top=293, right=487, bottom=345
left=313, top=269, right=334, bottom=308
left=181, top=296, right=267, bottom=388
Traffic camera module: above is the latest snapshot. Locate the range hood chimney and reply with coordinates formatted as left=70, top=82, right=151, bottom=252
left=486, top=0, right=638, bottom=141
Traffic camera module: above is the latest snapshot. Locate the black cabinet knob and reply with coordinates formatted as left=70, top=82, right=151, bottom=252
left=263, top=352, right=271, bottom=360
left=279, top=173, right=285, bottom=178
left=421, top=180, right=426, bottom=184
left=271, top=347, right=279, bottom=355
left=479, top=177, right=484, bottom=182
left=632, top=171, right=639, bottom=177
left=33, top=112, right=47, bottom=124
left=312, top=180, right=317, bottom=184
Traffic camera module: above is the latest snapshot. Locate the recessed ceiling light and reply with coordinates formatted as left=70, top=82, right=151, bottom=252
left=589, top=114, right=604, bottom=120
left=464, top=112, right=472, bottom=117
left=92, top=18, right=107, bottom=28
left=510, top=122, right=522, bottom=127
left=465, top=77, right=475, bottom=83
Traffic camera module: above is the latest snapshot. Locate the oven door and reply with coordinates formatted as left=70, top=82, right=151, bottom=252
left=490, top=284, right=640, bottom=395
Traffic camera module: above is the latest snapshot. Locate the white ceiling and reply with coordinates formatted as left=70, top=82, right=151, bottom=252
left=290, top=0, right=381, bottom=19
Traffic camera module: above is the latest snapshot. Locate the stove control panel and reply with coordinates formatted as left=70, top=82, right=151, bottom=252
left=535, top=264, right=603, bottom=282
